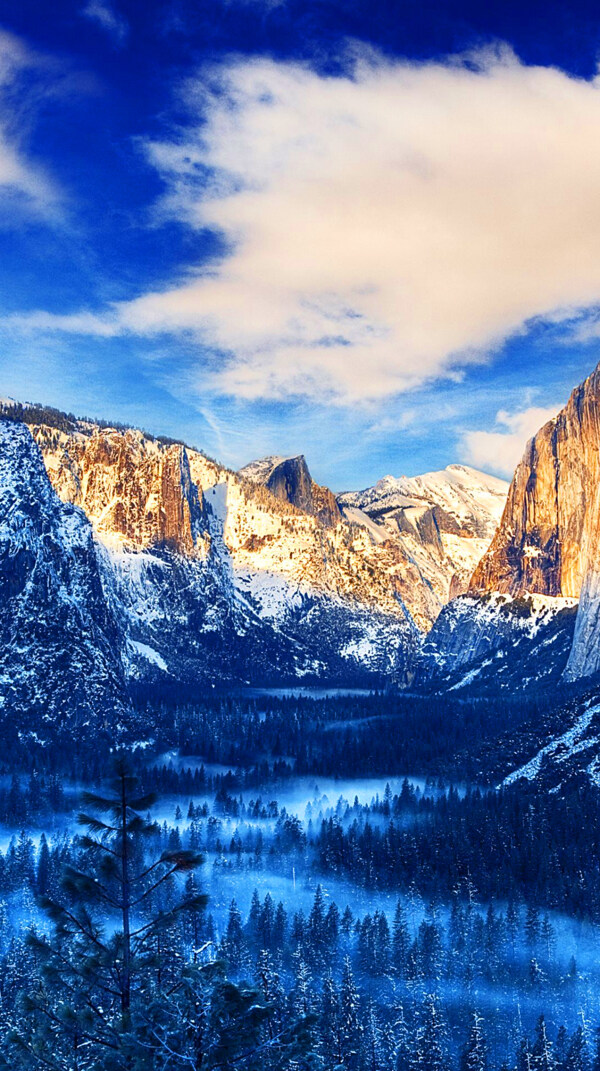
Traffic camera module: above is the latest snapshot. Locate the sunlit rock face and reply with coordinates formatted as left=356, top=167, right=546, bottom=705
left=470, top=366, right=600, bottom=599
left=467, top=363, right=600, bottom=679
left=0, top=403, right=510, bottom=692
left=31, top=425, right=208, bottom=555
left=7, top=413, right=419, bottom=684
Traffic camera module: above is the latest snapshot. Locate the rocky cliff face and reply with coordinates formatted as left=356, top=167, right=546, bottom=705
left=468, top=363, right=600, bottom=679
left=418, top=591, right=577, bottom=693
left=470, top=367, right=600, bottom=599
left=0, top=419, right=129, bottom=733
left=32, top=424, right=208, bottom=555
left=0, top=400, right=512, bottom=701
left=239, top=454, right=342, bottom=528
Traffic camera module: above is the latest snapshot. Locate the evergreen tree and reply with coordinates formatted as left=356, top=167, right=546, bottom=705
left=563, top=1025, right=589, bottom=1071
left=461, top=1012, right=488, bottom=1071
left=320, top=972, right=343, bottom=1071
left=392, top=1002, right=412, bottom=1071
left=1, top=758, right=265, bottom=1069
left=531, top=1015, right=554, bottom=1071
left=415, top=994, right=448, bottom=1071
left=361, top=998, right=385, bottom=1071
left=340, top=956, right=361, bottom=1071
left=223, top=898, right=245, bottom=971
left=392, top=901, right=410, bottom=978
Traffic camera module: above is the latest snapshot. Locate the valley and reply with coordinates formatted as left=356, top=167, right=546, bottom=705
left=4, top=364, right=600, bottom=1068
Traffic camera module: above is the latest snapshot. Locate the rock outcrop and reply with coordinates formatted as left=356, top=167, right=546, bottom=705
left=1, top=411, right=422, bottom=686
left=239, top=454, right=342, bottom=528
left=419, top=592, right=577, bottom=693
left=470, top=366, right=600, bottom=599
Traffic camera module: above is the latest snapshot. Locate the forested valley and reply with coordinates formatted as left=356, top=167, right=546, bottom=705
left=0, top=690, right=597, bottom=1069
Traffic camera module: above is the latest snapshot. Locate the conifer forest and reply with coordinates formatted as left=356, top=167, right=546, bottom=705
left=0, top=690, right=597, bottom=1070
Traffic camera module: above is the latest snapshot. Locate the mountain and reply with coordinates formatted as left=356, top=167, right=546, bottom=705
left=419, top=591, right=578, bottom=694
left=0, top=406, right=427, bottom=691
left=0, top=397, right=511, bottom=707
left=338, top=464, right=508, bottom=611
left=0, top=419, right=129, bottom=736
left=239, top=454, right=342, bottom=528
left=467, top=363, right=600, bottom=681
left=415, top=361, right=600, bottom=787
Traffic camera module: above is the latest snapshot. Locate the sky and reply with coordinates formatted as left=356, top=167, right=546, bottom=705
left=2, top=2, right=600, bottom=489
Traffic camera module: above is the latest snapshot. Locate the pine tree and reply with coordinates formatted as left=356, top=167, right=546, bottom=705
left=391, top=1001, right=412, bottom=1071
left=340, top=956, right=362, bottom=1071
left=415, top=994, right=448, bottom=1071
left=1, top=757, right=264, bottom=1070
left=361, top=998, right=385, bottom=1071
left=255, top=948, right=285, bottom=1033
left=35, top=835, right=51, bottom=897
left=393, top=900, right=410, bottom=978
left=461, top=1012, right=488, bottom=1071
left=531, top=1015, right=554, bottom=1071
left=320, top=972, right=343, bottom=1070
left=563, top=1025, right=588, bottom=1071
left=223, top=898, right=245, bottom=971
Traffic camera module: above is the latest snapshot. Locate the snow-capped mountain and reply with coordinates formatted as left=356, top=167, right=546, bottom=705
left=0, top=398, right=514, bottom=723
left=0, top=406, right=429, bottom=710
left=338, top=464, right=508, bottom=612
left=421, top=360, right=600, bottom=773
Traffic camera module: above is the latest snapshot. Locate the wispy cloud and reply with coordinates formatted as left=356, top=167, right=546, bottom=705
left=460, top=405, right=560, bottom=477
left=80, top=1, right=129, bottom=47
left=0, top=30, right=63, bottom=221
left=13, top=46, right=600, bottom=403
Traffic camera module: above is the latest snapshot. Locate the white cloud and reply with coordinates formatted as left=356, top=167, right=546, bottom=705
left=460, top=405, right=560, bottom=477
left=17, top=46, right=600, bottom=401
left=81, top=1, right=129, bottom=46
left=0, top=31, right=62, bottom=219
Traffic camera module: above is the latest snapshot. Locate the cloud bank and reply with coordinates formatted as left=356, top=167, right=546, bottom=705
left=17, top=46, right=600, bottom=402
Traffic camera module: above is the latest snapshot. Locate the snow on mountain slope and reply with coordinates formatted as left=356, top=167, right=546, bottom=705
left=343, top=465, right=507, bottom=533
left=238, top=456, right=285, bottom=483
left=502, top=702, right=600, bottom=788
left=418, top=591, right=578, bottom=694
left=0, top=419, right=129, bottom=731
left=338, top=464, right=508, bottom=610
left=25, top=414, right=435, bottom=632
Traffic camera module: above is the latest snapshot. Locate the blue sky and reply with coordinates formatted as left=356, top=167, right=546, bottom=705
left=2, top=0, right=600, bottom=490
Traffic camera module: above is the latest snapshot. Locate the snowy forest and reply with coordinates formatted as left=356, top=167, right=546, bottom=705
left=0, top=690, right=596, bottom=1069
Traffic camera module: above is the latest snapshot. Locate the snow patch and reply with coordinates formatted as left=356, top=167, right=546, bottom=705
left=128, top=640, right=168, bottom=672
